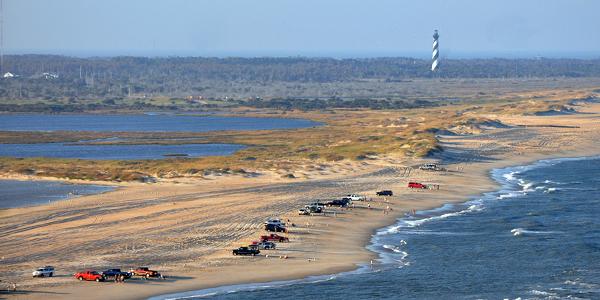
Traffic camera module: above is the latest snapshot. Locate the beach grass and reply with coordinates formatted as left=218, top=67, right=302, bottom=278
left=0, top=87, right=597, bottom=181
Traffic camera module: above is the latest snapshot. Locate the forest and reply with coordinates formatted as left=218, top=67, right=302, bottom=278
left=1, top=55, right=599, bottom=111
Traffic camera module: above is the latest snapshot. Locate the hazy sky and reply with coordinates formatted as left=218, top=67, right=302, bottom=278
left=4, top=0, right=600, bottom=58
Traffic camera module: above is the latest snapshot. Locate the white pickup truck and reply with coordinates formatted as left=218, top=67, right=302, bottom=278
left=344, top=194, right=367, bottom=201
left=32, top=266, right=55, bottom=277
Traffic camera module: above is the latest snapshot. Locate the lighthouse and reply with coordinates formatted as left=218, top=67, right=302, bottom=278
left=431, top=30, right=440, bottom=72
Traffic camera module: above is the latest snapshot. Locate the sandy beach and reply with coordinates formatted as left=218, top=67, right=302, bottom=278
left=2, top=102, right=600, bottom=299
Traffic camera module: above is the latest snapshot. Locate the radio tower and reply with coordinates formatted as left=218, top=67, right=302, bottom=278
left=431, top=30, right=440, bottom=72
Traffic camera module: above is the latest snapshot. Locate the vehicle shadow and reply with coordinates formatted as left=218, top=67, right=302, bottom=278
left=161, top=275, right=194, bottom=281
left=123, top=275, right=194, bottom=284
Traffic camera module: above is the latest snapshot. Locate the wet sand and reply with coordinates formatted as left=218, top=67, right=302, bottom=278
left=2, top=103, right=600, bottom=299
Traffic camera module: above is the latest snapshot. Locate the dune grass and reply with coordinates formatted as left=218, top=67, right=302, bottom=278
left=0, top=87, right=597, bottom=182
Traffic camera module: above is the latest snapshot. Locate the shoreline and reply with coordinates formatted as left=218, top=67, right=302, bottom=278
left=149, top=153, right=600, bottom=300
left=2, top=103, right=600, bottom=300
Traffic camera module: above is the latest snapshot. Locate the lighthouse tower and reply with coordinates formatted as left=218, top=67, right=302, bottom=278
left=431, top=30, right=440, bottom=72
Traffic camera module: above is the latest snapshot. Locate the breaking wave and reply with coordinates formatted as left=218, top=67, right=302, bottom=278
left=511, top=228, right=561, bottom=237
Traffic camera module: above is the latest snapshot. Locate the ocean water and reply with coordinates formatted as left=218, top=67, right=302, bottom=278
left=0, top=142, right=245, bottom=160
left=0, top=114, right=320, bottom=132
left=153, top=156, right=600, bottom=300
left=0, top=180, right=114, bottom=209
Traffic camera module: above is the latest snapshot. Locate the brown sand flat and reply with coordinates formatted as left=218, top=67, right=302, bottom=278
left=2, top=103, right=600, bottom=299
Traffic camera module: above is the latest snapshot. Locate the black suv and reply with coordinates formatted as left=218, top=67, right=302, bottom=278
left=233, top=247, right=260, bottom=256
left=326, top=199, right=350, bottom=207
left=264, top=223, right=286, bottom=232
left=376, top=190, right=393, bottom=196
left=101, top=269, right=132, bottom=279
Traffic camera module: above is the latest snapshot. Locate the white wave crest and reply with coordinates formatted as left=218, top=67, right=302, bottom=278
left=382, top=244, right=403, bottom=253
left=511, top=228, right=561, bottom=237
left=497, top=192, right=521, bottom=199
left=528, top=289, right=557, bottom=296
left=503, top=171, right=519, bottom=181
left=380, top=204, right=483, bottom=235
left=381, top=243, right=409, bottom=268
left=517, top=179, right=535, bottom=192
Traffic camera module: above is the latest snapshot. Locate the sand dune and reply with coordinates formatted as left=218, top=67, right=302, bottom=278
left=2, top=103, right=600, bottom=299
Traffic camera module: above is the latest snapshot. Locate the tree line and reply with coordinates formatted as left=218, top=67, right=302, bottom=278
left=1, top=55, right=599, bottom=101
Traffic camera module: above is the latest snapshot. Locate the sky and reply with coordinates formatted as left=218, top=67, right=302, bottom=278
left=4, top=0, right=600, bottom=58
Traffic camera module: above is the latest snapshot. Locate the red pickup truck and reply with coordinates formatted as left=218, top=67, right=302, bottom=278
left=129, top=267, right=161, bottom=278
left=74, top=270, right=105, bottom=282
left=260, top=233, right=289, bottom=242
left=408, top=182, right=427, bottom=189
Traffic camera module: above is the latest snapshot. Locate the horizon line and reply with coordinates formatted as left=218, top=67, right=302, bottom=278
left=3, top=50, right=600, bottom=60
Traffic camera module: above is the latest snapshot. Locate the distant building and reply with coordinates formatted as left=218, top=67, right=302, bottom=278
left=186, top=95, right=207, bottom=104
left=42, top=72, right=59, bottom=79
left=187, top=95, right=204, bottom=101
left=3, top=71, right=14, bottom=78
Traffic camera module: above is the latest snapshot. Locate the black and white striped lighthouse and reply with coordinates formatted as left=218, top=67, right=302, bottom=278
left=431, top=30, right=440, bottom=72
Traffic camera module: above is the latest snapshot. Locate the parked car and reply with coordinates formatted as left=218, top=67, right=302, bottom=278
left=345, top=194, right=367, bottom=201
left=74, top=270, right=105, bottom=282
left=251, top=241, right=276, bottom=250
left=309, top=202, right=326, bottom=207
left=408, top=182, right=427, bottom=189
left=298, top=208, right=310, bottom=215
left=32, top=266, right=55, bottom=277
left=261, top=233, right=289, bottom=242
left=376, top=190, right=393, bottom=196
left=264, top=219, right=286, bottom=226
left=101, top=269, right=132, bottom=279
left=326, top=199, right=351, bottom=207
left=264, top=223, right=286, bottom=232
left=129, top=267, right=161, bottom=278
left=305, top=205, right=323, bottom=213
left=233, top=246, right=260, bottom=256
left=419, top=163, right=445, bottom=171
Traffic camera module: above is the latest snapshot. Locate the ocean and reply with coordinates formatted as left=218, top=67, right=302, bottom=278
left=153, top=156, right=600, bottom=300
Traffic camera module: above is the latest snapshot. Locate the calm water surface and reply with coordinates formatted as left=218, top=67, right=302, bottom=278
left=0, top=143, right=246, bottom=160
left=0, top=180, right=114, bottom=209
left=153, top=157, right=600, bottom=300
left=0, top=114, right=320, bottom=132
left=0, top=114, right=319, bottom=159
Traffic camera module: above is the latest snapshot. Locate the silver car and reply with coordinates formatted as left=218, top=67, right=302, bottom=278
left=32, top=266, right=55, bottom=277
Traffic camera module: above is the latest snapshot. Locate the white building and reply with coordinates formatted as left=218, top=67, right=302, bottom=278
left=3, top=72, right=14, bottom=78
left=42, top=72, right=59, bottom=79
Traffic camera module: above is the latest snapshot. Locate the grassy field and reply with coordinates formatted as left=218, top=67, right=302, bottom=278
left=0, top=83, right=597, bottom=182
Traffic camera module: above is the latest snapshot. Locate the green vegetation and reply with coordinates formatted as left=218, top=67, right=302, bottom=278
left=1, top=55, right=598, bottom=182
left=2, top=55, right=600, bottom=106
left=1, top=88, right=593, bottom=182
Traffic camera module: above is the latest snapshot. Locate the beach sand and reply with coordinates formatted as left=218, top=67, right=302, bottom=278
left=2, top=103, right=600, bottom=299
